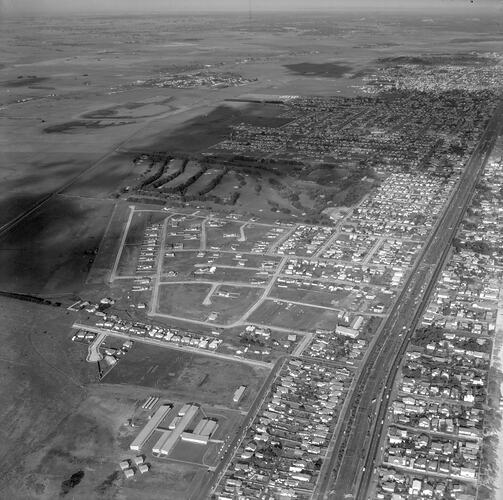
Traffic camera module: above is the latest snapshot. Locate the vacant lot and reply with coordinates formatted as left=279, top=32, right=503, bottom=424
left=124, top=210, right=165, bottom=246
left=103, top=343, right=268, bottom=409
left=248, top=298, right=341, bottom=332
left=205, top=284, right=263, bottom=324
left=157, top=282, right=262, bottom=324
left=116, top=244, right=143, bottom=277
left=157, top=282, right=214, bottom=321
left=206, top=220, right=248, bottom=248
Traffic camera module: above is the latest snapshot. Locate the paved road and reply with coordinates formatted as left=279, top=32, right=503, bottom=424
left=238, top=222, right=247, bottom=242
left=148, top=215, right=170, bottom=315
left=239, top=255, right=288, bottom=323
left=267, top=225, right=298, bottom=254
left=200, top=217, right=208, bottom=250
left=198, top=356, right=288, bottom=500
left=72, top=323, right=273, bottom=368
left=318, top=103, right=503, bottom=500
left=86, top=331, right=106, bottom=362
left=109, top=205, right=135, bottom=282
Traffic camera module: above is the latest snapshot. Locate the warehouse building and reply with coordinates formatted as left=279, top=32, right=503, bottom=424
left=233, top=385, right=247, bottom=403
left=130, top=404, right=172, bottom=451
left=181, top=432, right=209, bottom=445
left=181, top=418, right=218, bottom=445
left=153, top=404, right=199, bottom=457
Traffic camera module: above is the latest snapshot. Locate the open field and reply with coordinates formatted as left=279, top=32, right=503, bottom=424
left=0, top=297, right=96, bottom=499
left=0, top=152, right=101, bottom=228
left=130, top=102, right=291, bottom=153
left=156, top=281, right=265, bottom=324
left=124, top=210, right=165, bottom=246
left=116, top=461, right=207, bottom=500
left=116, top=245, right=143, bottom=277
left=82, top=97, right=178, bottom=120
left=169, top=440, right=217, bottom=466
left=203, top=284, right=264, bottom=324
left=61, top=151, right=150, bottom=199
left=87, top=202, right=132, bottom=284
left=0, top=197, right=115, bottom=294
left=284, top=61, right=353, bottom=77
left=157, top=282, right=215, bottom=321
left=0, top=296, right=220, bottom=500
left=26, top=383, right=213, bottom=500
left=248, top=298, right=342, bottom=332
left=270, top=281, right=393, bottom=314
left=103, top=342, right=268, bottom=409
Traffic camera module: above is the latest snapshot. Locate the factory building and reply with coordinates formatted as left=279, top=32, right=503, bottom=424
left=200, top=419, right=218, bottom=436
left=152, top=404, right=199, bottom=457
left=152, top=431, right=172, bottom=455
left=181, top=432, right=209, bottom=445
left=130, top=401, right=218, bottom=459
left=178, top=403, right=191, bottom=416
left=181, top=418, right=218, bottom=445
left=130, top=404, right=172, bottom=451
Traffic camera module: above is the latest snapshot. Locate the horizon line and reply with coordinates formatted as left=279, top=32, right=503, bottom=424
left=1, top=5, right=497, bottom=18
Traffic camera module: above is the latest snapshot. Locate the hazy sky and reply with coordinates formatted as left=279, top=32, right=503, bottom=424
left=1, top=0, right=500, bottom=15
